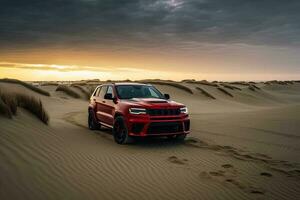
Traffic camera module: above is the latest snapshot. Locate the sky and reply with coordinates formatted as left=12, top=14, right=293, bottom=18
left=0, top=0, right=300, bottom=81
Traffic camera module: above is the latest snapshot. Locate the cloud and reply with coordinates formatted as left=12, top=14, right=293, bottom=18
left=0, top=62, right=160, bottom=74
left=1, top=0, right=300, bottom=51
left=0, top=62, right=111, bottom=72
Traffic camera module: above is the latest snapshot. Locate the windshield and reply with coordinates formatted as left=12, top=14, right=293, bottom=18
left=116, top=85, right=165, bottom=99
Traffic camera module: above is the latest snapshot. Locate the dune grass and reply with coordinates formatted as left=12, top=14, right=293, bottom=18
left=230, top=81, right=250, bottom=86
left=197, top=80, right=219, bottom=87
left=0, top=78, right=50, bottom=96
left=0, top=91, right=17, bottom=117
left=251, top=84, right=261, bottom=90
left=221, top=83, right=242, bottom=91
left=217, top=87, right=233, bottom=97
left=0, top=98, right=13, bottom=118
left=248, top=85, right=257, bottom=91
left=139, top=79, right=176, bottom=83
left=181, top=79, right=196, bottom=82
left=105, top=79, right=132, bottom=83
left=86, top=79, right=101, bottom=83
left=184, top=80, right=219, bottom=87
left=247, top=84, right=261, bottom=91
left=196, top=87, right=216, bottom=99
left=56, top=85, right=81, bottom=98
left=70, top=82, right=87, bottom=86
left=41, top=82, right=59, bottom=86
left=0, top=91, right=49, bottom=124
left=139, top=81, right=193, bottom=94
left=72, top=85, right=90, bottom=99
left=265, top=80, right=295, bottom=85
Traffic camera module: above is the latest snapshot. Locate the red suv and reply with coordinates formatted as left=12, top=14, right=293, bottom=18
left=88, top=83, right=190, bottom=144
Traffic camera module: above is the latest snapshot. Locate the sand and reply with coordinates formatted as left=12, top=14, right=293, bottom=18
left=0, top=81, right=300, bottom=200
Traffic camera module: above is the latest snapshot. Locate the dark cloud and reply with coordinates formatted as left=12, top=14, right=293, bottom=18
left=1, top=0, right=300, bottom=50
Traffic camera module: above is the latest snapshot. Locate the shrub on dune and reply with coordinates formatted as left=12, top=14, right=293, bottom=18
left=181, top=79, right=196, bottom=82
left=71, top=82, right=87, bottom=86
left=196, top=87, right=216, bottom=99
left=248, top=85, right=256, bottom=91
left=139, top=79, right=176, bottom=83
left=217, top=87, right=233, bottom=97
left=72, top=85, right=90, bottom=99
left=0, top=91, right=49, bottom=124
left=56, top=85, right=81, bottom=98
left=230, top=81, right=250, bottom=86
left=0, top=91, right=17, bottom=115
left=87, top=86, right=97, bottom=95
left=264, top=80, right=292, bottom=85
left=221, top=83, right=242, bottom=91
left=86, top=79, right=100, bottom=83
left=184, top=80, right=218, bottom=87
left=0, top=78, right=50, bottom=96
left=41, top=82, right=59, bottom=86
left=251, top=84, right=261, bottom=90
left=15, top=93, right=49, bottom=124
left=0, top=98, right=13, bottom=118
left=197, top=80, right=219, bottom=87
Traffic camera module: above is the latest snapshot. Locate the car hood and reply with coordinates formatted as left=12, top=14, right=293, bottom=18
left=121, top=98, right=184, bottom=108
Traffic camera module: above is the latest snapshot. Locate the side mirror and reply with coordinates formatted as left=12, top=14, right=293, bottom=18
left=164, top=93, right=170, bottom=100
left=104, top=93, right=113, bottom=100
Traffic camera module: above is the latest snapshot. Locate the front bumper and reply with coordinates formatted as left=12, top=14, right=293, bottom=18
left=127, top=114, right=190, bottom=136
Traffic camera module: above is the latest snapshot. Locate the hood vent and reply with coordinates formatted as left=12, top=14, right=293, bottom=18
left=131, top=98, right=168, bottom=103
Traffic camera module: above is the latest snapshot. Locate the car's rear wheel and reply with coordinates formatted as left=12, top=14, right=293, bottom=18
left=113, top=116, right=133, bottom=144
left=88, top=110, right=100, bottom=130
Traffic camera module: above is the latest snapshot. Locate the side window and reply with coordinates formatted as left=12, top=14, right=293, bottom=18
left=93, top=87, right=100, bottom=96
left=106, top=86, right=114, bottom=97
left=149, top=88, right=159, bottom=98
left=99, top=86, right=107, bottom=98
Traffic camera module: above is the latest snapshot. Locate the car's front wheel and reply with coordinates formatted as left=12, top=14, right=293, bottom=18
left=113, top=116, right=133, bottom=144
left=88, top=110, right=100, bottom=130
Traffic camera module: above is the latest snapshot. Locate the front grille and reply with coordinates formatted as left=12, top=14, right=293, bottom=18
left=147, top=108, right=180, bottom=116
left=131, top=123, right=144, bottom=134
left=147, top=122, right=183, bottom=134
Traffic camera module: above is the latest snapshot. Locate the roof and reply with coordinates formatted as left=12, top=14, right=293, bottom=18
left=113, top=82, right=149, bottom=86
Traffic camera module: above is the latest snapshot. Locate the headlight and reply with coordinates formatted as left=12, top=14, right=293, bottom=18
left=180, top=107, right=188, bottom=114
left=129, top=108, right=147, bottom=115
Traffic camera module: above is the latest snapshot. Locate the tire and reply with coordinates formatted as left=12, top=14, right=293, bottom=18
left=113, top=116, right=133, bottom=144
left=88, top=110, right=100, bottom=130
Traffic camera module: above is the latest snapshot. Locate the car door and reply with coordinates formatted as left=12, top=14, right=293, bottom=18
left=90, top=86, right=101, bottom=116
left=100, top=85, right=115, bottom=126
left=95, top=85, right=107, bottom=123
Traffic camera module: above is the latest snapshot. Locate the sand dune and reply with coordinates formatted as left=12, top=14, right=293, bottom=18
left=0, top=81, right=300, bottom=200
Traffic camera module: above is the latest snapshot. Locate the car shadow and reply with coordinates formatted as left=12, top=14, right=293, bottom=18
left=132, top=137, right=185, bottom=148
left=93, top=127, right=186, bottom=147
